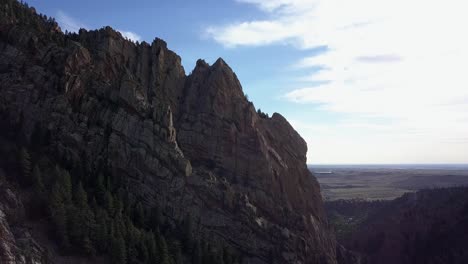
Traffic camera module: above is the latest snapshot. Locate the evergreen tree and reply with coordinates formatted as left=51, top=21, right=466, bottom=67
left=147, top=231, right=158, bottom=264
left=223, top=246, right=234, bottom=264
left=104, top=190, right=114, bottom=215
left=157, top=231, right=171, bottom=264
left=54, top=166, right=72, bottom=202
left=49, top=182, right=70, bottom=252
left=94, top=208, right=109, bottom=252
left=67, top=205, right=82, bottom=246
left=95, top=173, right=107, bottom=205
left=124, top=219, right=139, bottom=264
left=113, top=194, right=123, bottom=218
left=182, top=214, right=194, bottom=252
left=81, top=207, right=96, bottom=255
left=90, top=197, right=98, bottom=211
left=111, top=232, right=127, bottom=264
left=134, top=202, right=145, bottom=227
left=192, top=240, right=202, bottom=264
left=32, top=165, right=45, bottom=194
left=19, top=147, right=31, bottom=183
left=74, top=182, right=88, bottom=208
left=169, top=239, right=183, bottom=264
left=137, top=237, right=149, bottom=264
left=82, top=235, right=95, bottom=256
left=150, top=205, right=163, bottom=230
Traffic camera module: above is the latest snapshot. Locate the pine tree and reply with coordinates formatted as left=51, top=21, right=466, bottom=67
left=134, top=202, right=145, bottom=227
left=182, top=214, right=194, bottom=252
left=74, top=182, right=88, bottom=208
left=81, top=207, right=96, bottom=255
left=157, top=231, right=171, bottom=264
left=32, top=165, right=45, bottom=194
left=150, top=205, right=163, bottom=231
left=19, top=147, right=31, bottom=183
left=104, top=190, right=114, bottom=215
left=67, top=205, right=81, bottom=246
left=90, top=197, right=98, bottom=211
left=137, top=237, right=149, bottom=264
left=192, top=240, right=202, bottom=264
left=54, top=166, right=72, bottom=202
left=147, top=231, right=158, bottom=264
left=113, top=194, right=123, bottom=217
left=169, top=239, right=183, bottom=264
left=125, top=219, right=139, bottom=264
left=96, top=173, right=107, bottom=205
left=49, top=182, right=70, bottom=252
left=223, top=246, right=234, bottom=264
left=94, top=208, right=109, bottom=252
left=111, top=232, right=127, bottom=264
left=82, top=235, right=96, bottom=256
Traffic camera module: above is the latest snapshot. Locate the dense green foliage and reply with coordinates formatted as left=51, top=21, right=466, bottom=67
left=16, top=146, right=240, bottom=264
left=325, top=199, right=387, bottom=240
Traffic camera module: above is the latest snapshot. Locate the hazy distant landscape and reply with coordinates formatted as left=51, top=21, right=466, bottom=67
left=310, top=165, right=468, bottom=200
left=314, top=165, right=468, bottom=263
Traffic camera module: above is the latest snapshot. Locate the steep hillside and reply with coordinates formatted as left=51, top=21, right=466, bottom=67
left=0, top=1, right=339, bottom=263
left=333, top=188, right=468, bottom=264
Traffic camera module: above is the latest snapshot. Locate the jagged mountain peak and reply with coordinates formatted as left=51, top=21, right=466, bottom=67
left=189, top=57, right=242, bottom=93
left=212, top=57, right=227, bottom=68
left=195, top=58, right=210, bottom=68
left=0, top=1, right=339, bottom=263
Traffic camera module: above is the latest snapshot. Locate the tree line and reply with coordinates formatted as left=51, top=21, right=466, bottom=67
left=18, top=146, right=241, bottom=264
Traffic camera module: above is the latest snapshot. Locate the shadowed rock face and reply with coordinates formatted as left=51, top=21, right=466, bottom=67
left=341, top=188, right=468, bottom=264
left=178, top=58, right=336, bottom=263
left=0, top=1, right=337, bottom=263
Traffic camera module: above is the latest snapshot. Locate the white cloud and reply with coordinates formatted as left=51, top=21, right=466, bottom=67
left=56, top=10, right=86, bottom=33
left=117, top=30, right=142, bottom=42
left=208, top=0, right=468, bottom=163
left=56, top=11, right=141, bottom=43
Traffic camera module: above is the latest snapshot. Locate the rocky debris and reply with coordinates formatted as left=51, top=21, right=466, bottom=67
left=0, top=208, right=18, bottom=264
left=0, top=1, right=339, bottom=263
left=0, top=173, right=49, bottom=264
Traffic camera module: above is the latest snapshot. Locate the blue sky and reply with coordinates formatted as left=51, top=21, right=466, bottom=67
left=28, top=0, right=468, bottom=164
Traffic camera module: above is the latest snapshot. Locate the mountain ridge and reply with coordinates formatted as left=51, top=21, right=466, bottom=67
left=0, top=1, right=343, bottom=263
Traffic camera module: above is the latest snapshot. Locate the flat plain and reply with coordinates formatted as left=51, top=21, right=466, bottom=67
left=310, top=165, right=468, bottom=200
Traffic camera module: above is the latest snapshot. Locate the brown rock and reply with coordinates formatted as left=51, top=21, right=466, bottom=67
left=0, top=2, right=339, bottom=263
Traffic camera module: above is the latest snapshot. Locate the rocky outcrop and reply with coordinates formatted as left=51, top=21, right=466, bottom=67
left=0, top=1, right=337, bottom=263
left=178, top=58, right=335, bottom=263
left=0, top=171, right=49, bottom=264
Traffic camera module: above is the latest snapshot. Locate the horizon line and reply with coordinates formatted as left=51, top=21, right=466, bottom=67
left=308, top=163, right=468, bottom=166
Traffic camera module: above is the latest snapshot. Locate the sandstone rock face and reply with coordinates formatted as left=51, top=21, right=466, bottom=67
left=0, top=1, right=337, bottom=263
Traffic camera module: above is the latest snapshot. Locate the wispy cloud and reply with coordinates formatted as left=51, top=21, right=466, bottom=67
left=56, top=10, right=86, bottom=33
left=56, top=10, right=141, bottom=42
left=355, top=54, right=402, bottom=64
left=206, top=0, right=468, bottom=163
left=117, top=30, right=142, bottom=42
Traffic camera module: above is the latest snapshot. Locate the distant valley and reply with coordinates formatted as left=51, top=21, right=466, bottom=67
left=313, top=165, right=468, bottom=263
left=310, top=164, right=468, bottom=200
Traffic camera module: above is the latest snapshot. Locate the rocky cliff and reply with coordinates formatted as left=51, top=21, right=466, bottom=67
left=340, top=188, right=468, bottom=264
left=0, top=1, right=338, bottom=263
left=0, top=173, right=49, bottom=264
